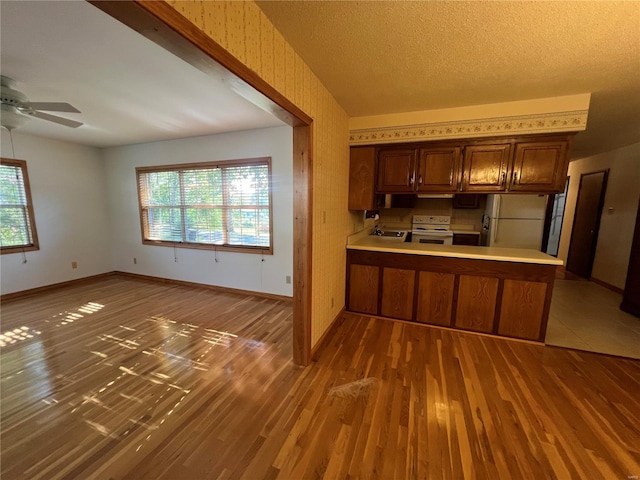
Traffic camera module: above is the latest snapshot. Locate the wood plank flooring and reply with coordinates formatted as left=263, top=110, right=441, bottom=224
left=1, top=275, right=639, bottom=479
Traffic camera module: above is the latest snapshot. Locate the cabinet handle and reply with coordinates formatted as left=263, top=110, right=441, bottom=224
left=501, top=172, right=506, bottom=187
left=418, top=175, right=423, bottom=185
left=512, top=171, right=518, bottom=184
left=458, top=180, right=462, bottom=191
left=409, top=174, right=415, bottom=185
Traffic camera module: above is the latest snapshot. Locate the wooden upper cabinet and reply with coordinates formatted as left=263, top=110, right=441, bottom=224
left=349, top=134, right=575, bottom=198
left=510, top=140, right=570, bottom=193
left=376, top=148, right=416, bottom=193
left=416, top=146, right=462, bottom=192
left=461, top=144, right=512, bottom=192
left=349, top=146, right=377, bottom=210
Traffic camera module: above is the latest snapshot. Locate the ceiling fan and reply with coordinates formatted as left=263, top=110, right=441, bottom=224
left=0, top=75, right=83, bottom=131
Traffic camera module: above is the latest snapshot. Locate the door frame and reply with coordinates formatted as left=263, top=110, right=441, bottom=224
left=90, top=1, right=313, bottom=365
left=566, top=170, right=609, bottom=279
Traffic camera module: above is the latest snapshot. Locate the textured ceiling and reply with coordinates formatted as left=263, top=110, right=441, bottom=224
left=1, top=1, right=283, bottom=148
left=257, top=1, right=640, bottom=159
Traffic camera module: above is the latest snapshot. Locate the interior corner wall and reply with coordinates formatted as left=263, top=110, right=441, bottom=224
left=102, top=126, right=293, bottom=297
left=558, top=142, right=640, bottom=288
left=166, top=1, right=352, bottom=346
left=0, top=130, right=111, bottom=295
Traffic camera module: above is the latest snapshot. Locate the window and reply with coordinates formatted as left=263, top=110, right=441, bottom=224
left=136, top=158, right=273, bottom=254
left=0, top=158, right=39, bottom=254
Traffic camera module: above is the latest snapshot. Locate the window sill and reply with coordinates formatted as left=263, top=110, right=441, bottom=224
left=1, top=244, right=40, bottom=255
left=141, top=239, right=273, bottom=255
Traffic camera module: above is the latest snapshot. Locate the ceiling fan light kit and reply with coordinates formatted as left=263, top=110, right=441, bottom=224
left=0, top=75, right=83, bottom=131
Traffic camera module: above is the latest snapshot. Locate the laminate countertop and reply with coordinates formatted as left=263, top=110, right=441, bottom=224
left=347, top=236, right=563, bottom=266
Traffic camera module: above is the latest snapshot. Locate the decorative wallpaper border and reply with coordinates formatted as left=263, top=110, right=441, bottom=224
left=349, top=110, right=588, bottom=145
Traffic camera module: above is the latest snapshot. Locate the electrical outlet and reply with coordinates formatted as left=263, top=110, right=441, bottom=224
left=71, top=261, right=77, bottom=269
left=133, top=257, right=137, bottom=264
left=286, top=275, right=291, bottom=284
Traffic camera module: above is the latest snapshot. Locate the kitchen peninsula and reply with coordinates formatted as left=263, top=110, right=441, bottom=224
left=346, top=234, right=562, bottom=342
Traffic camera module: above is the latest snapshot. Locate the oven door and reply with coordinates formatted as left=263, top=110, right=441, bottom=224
left=411, top=231, right=454, bottom=245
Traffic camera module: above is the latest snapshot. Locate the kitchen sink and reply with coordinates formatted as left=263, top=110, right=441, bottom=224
left=370, top=229, right=408, bottom=242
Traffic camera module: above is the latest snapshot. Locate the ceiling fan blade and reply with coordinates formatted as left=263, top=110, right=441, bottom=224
left=32, top=110, right=83, bottom=128
left=25, top=102, right=80, bottom=113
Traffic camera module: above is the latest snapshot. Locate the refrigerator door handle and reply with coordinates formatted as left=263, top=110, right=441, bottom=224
left=493, top=218, right=499, bottom=244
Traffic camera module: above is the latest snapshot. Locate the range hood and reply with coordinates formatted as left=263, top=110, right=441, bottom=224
left=416, top=194, right=454, bottom=199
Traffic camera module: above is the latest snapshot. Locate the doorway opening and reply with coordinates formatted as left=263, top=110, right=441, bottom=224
left=91, top=1, right=314, bottom=365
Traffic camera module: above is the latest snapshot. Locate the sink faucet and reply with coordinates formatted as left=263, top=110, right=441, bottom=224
left=373, top=225, right=383, bottom=236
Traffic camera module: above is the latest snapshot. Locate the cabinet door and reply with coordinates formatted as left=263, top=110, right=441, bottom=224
left=498, top=280, right=547, bottom=340
left=416, top=146, right=462, bottom=192
left=510, top=141, right=569, bottom=193
left=452, top=234, right=480, bottom=246
left=416, top=272, right=454, bottom=326
left=452, top=194, right=479, bottom=209
left=455, top=275, right=498, bottom=332
left=348, top=264, right=379, bottom=315
left=376, top=148, right=416, bottom=193
left=348, top=147, right=377, bottom=210
left=381, top=268, right=415, bottom=320
left=461, top=144, right=511, bottom=192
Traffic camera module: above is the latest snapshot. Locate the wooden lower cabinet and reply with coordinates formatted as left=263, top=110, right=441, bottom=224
left=348, top=264, right=379, bottom=314
left=455, top=275, right=499, bottom=333
left=416, top=271, right=454, bottom=326
left=381, top=268, right=415, bottom=320
left=498, top=280, right=547, bottom=339
left=346, top=250, right=556, bottom=342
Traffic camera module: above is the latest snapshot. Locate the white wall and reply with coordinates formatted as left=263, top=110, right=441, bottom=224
left=0, top=131, right=111, bottom=294
left=102, top=126, right=293, bottom=297
left=558, top=142, right=640, bottom=288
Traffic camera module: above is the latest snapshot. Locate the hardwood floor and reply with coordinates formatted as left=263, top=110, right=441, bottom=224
left=1, top=276, right=639, bottom=479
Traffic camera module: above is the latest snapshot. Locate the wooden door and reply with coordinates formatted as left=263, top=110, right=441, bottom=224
left=348, top=264, right=379, bottom=314
left=510, top=141, right=569, bottom=193
left=348, top=147, right=377, bottom=210
left=455, top=275, right=498, bottom=333
left=416, top=271, right=454, bottom=326
left=381, top=267, right=415, bottom=320
left=415, top=146, right=462, bottom=192
left=498, top=280, right=547, bottom=340
left=376, top=148, right=416, bottom=193
left=621, top=197, right=640, bottom=317
left=461, top=144, right=511, bottom=192
left=566, top=170, right=608, bottom=278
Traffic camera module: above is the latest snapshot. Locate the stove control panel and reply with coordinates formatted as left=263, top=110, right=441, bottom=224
left=412, top=215, right=451, bottom=225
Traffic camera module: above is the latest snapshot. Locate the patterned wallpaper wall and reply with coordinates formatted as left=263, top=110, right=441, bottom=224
left=166, top=0, right=357, bottom=346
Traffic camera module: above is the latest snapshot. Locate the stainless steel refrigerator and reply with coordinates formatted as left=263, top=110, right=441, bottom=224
left=482, top=194, right=547, bottom=249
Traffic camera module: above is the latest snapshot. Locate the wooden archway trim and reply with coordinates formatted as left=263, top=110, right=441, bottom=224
left=90, top=0, right=313, bottom=365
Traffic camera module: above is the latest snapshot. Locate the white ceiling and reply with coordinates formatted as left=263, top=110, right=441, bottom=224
left=0, top=1, right=284, bottom=149
left=257, top=1, right=640, bottom=159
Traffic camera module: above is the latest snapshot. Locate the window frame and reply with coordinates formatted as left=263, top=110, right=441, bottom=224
left=136, top=157, right=274, bottom=255
left=0, top=158, right=40, bottom=255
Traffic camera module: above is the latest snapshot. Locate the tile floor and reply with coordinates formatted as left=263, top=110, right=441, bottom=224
left=546, top=279, right=640, bottom=359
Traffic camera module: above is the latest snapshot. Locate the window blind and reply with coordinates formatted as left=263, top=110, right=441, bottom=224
left=0, top=159, right=38, bottom=252
left=137, top=159, right=272, bottom=253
